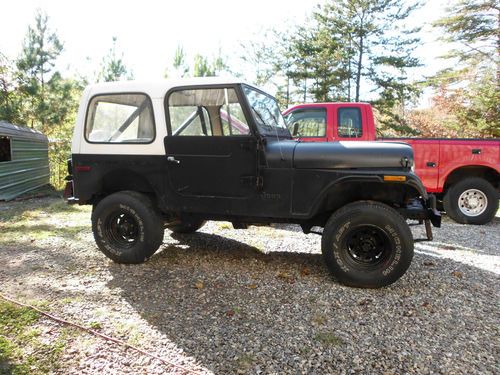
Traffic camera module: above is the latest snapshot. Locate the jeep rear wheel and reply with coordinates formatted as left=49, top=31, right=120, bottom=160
left=321, top=201, right=414, bottom=288
left=91, top=191, right=164, bottom=263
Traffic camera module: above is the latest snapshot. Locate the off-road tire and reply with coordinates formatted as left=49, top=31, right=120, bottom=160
left=168, top=220, right=206, bottom=234
left=321, top=201, right=414, bottom=288
left=443, top=177, right=498, bottom=225
left=91, top=191, right=164, bottom=263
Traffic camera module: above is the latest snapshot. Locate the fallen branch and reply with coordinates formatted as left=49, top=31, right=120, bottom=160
left=0, top=293, right=201, bottom=375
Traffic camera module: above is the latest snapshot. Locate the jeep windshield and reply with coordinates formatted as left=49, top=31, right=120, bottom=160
left=242, top=85, right=291, bottom=139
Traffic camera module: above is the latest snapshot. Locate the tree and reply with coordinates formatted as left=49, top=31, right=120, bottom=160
left=236, top=29, right=295, bottom=106
left=0, top=53, right=21, bottom=123
left=313, top=0, right=422, bottom=133
left=97, top=37, right=133, bottom=82
left=428, top=0, right=500, bottom=137
left=193, top=54, right=214, bottom=77
left=433, top=0, right=499, bottom=74
left=240, top=0, right=422, bottom=131
left=169, top=45, right=189, bottom=78
left=16, top=9, right=65, bottom=129
left=14, top=10, right=83, bottom=187
left=193, top=50, right=227, bottom=77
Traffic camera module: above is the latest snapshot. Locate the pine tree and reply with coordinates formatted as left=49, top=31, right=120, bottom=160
left=97, top=37, right=133, bottom=82
left=16, top=9, right=65, bottom=129
left=14, top=10, right=82, bottom=187
left=0, top=53, right=21, bottom=123
left=433, top=0, right=499, bottom=70
left=313, top=0, right=422, bottom=133
left=241, top=0, right=422, bottom=131
left=171, top=45, right=189, bottom=78
left=192, top=51, right=227, bottom=77
left=430, top=0, right=499, bottom=137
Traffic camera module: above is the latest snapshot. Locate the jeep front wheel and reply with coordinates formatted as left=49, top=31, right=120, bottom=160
left=321, top=201, right=414, bottom=288
left=91, top=191, right=164, bottom=263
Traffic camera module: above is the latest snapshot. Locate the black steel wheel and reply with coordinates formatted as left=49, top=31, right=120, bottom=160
left=92, top=191, right=164, bottom=263
left=344, top=225, right=391, bottom=268
left=104, top=211, right=140, bottom=248
left=322, top=201, right=414, bottom=288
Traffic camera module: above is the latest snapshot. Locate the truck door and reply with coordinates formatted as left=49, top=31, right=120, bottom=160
left=409, top=140, right=440, bottom=192
left=164, top=86, right=258, bottom=213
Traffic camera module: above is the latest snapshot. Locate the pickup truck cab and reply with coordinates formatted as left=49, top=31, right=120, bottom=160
left=65, top=78, right=440, bottom=288
left=284, top=103, right=500, bottom=225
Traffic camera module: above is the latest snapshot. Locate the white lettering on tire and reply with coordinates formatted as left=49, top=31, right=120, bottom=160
left=382, top=224, right=402, bottom=276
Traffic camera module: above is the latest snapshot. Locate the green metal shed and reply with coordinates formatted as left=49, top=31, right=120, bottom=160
left=0, top=121, right=50, bottom=201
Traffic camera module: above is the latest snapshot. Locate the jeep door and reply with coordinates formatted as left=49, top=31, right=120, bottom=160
left=164, top=86, right=259, bottom=214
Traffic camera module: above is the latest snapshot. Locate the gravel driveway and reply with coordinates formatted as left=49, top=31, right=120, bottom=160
left=1, top=196, right=499, bottom=374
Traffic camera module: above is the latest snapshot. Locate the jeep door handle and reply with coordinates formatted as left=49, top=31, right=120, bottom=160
left=426, top=161, right=436, bottom=168
left=167, top=156, right=180, bottom=164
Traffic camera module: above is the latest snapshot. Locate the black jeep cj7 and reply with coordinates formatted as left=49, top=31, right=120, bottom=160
left=65, top=78, right=441, bottom=288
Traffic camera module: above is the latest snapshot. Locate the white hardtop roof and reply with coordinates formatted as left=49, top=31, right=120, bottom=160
left=85, top=77, right=260, bottom=99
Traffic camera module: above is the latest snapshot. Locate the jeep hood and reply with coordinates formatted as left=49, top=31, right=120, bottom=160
left=292, top=141, right=414, bottom=169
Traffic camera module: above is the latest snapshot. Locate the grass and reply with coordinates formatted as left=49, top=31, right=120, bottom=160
left=0, top=300, right=68, bottom=374
left=311, top=312, right=327, bottom=326
left=88, top=321, right=102, bottom=330
left=314, top=331, right=344, bottom=347
left=0, top=199, right=90, bottom=245
left=236, top=353, right=255, bottom=372
left=113, top=320, right=144, bottom=346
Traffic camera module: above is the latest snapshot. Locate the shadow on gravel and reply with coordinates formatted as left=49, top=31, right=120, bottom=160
left=107, top=229, right=500, bottom=374
left=168, top=231, right=327, bottom=272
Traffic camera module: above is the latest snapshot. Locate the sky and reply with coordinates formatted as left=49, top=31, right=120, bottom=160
left=1, top=0, right=451, bottom=105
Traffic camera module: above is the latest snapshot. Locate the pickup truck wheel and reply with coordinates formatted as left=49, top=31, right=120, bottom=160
left=168, top=220, right=206, bottom=234
left=321, top=201, right=413, bottom=288
left=91, top=191, right=164, bottom=263
left=443, top=177, right=499, bottom=225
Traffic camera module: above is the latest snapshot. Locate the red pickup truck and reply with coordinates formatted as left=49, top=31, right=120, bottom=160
left=283, top=103, right=500, bottom=225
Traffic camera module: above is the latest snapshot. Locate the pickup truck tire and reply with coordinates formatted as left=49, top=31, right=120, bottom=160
left=443, top=177, right=499, bottom=225
left=321, top=201, right=414, bottom=288
left=91, top=191, right=164, bottom=263
left=168, top=220, right=206, bottom=234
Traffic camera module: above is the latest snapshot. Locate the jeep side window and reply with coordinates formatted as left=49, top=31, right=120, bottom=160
left=220, top=104, right=250, bottom=136
left=285, top=108, right=326, bottom=137
left=168, top=88, right=250, bottom=136
left=85, top=94, right=155, bottom=143
left=170, top=106, right=212, bottom=136
left=337, top=107, right=362, bottom=138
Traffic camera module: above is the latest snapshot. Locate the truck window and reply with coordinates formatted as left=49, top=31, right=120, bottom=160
left=0, top=136, right=12, bottom=162
left=85, top=94, right=155, bottom=143
left=338, top=107, right=362, bottom=138
left=284, top=108, right=326, bottom=137
left=167, top=88, right=250, bottom=136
